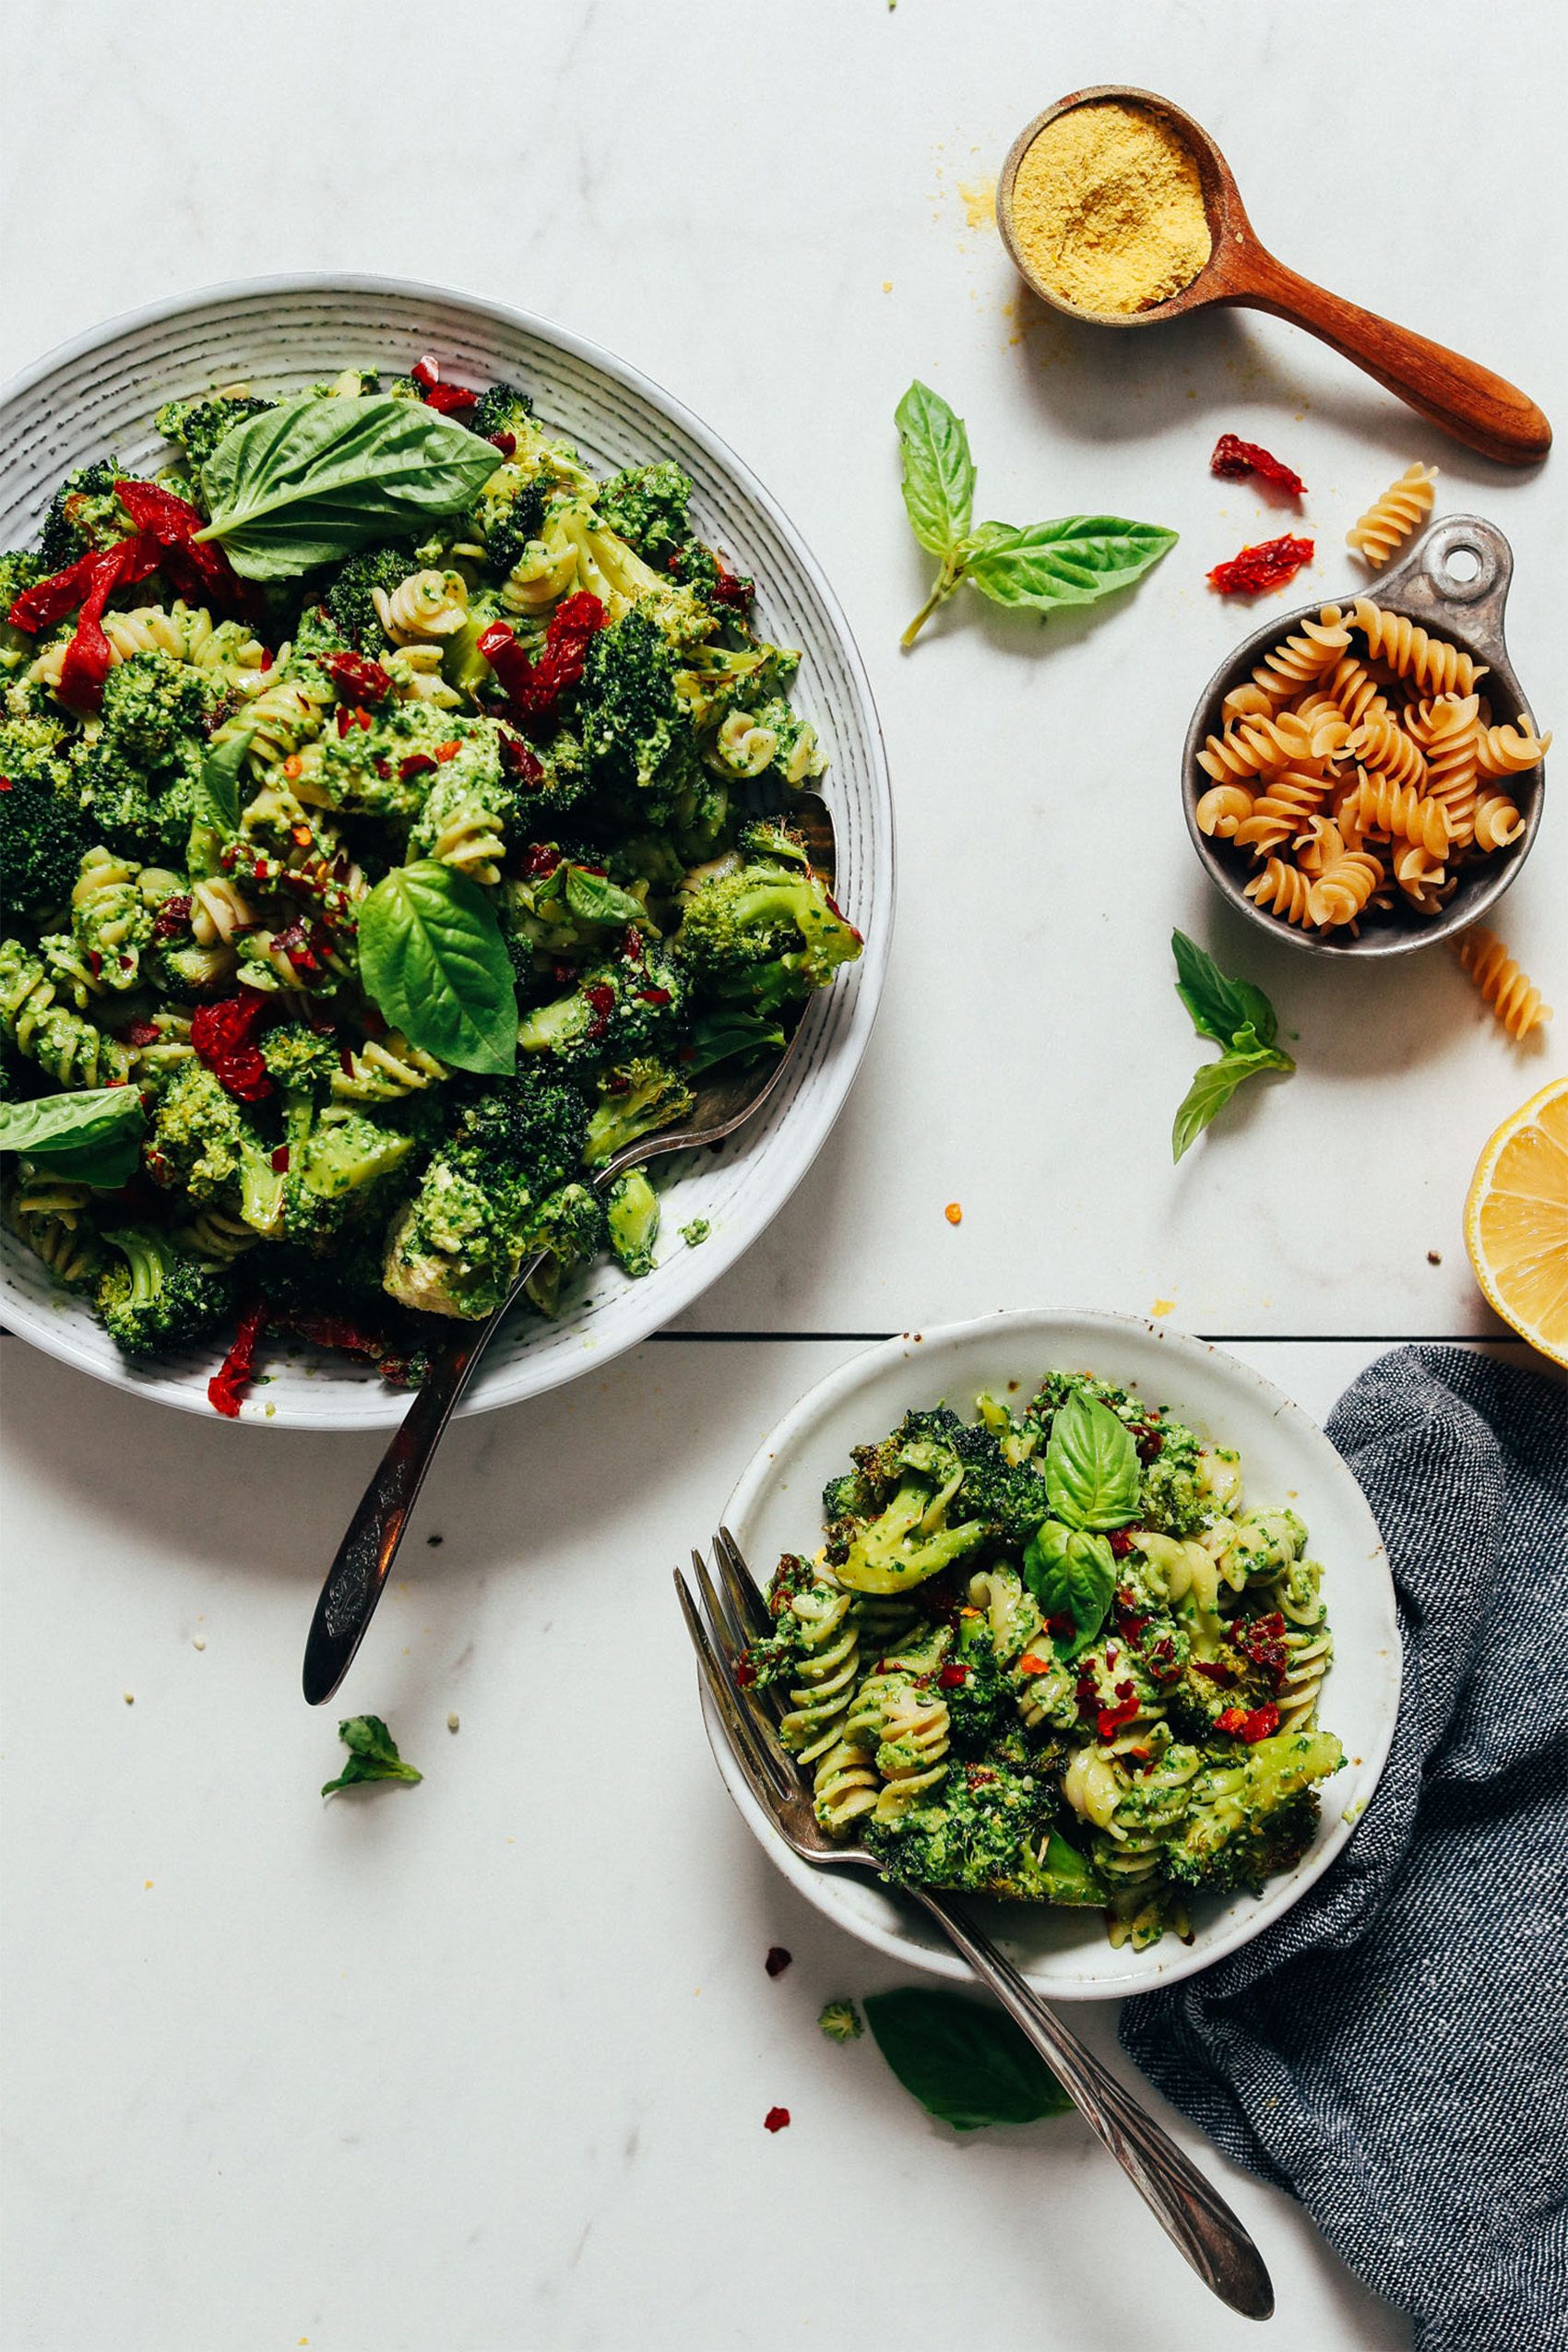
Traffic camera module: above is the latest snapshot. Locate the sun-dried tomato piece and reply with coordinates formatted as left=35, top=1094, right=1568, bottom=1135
left=191, top=992, right=274, bottom=1102
left=1236, top=1610, right=1290, bottom=1691
left=327, top=650, right=393, bottom=705
left=710, top=564, right=754, bottom=612
left=517, top=841, right=562, bottom=880
left=481, top=594, right=607, bottom=724
left=582, top=981, right=616, bottom=1043
left=410, top=355, right=441, bottom=390
left=765, top=1947, right=792, bottom=1978
left=1097, top=1682, right=1141, bottom=1740
left=113, top=480, right=264, bottom=621
left=1207, top=535, right=1314, bottom=596
left=399, top=752, right=437, bottom=781
left=1214, top=1702, right=1280, bottom=1743
left=150, top=893, right=193, bottom=943
left=423, top=383, right=479, bottom=415
left=489, top=432, right=517, bottom=458
left=208, top=1300, right=267, bottom=1418
left=937, top=1663, right=968, bottom=1688
left=1209, top=434, right=1307, bottom=496
left=497, top=729, right=542, bottom=785
left=763, top=2107, right=790, bottom=2133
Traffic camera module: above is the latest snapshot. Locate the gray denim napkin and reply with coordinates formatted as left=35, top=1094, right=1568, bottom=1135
left=1119, top=1345, right=1568, bottom=2352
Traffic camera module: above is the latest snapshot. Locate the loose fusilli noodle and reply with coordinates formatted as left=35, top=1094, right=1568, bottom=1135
left=5, top=1176, right=103, bottom=1289
left=101, top=600, right=267, bottom=677
left=1348, top=712, right=1427, bottom=791
left=1453, top=927, right=1552, bottom=1039
left=1306, top=834, right=1383, bottom=929
left=1241, top=610, right=1350, bottom=706
left=1346, top=463, right=1438, bottom=567
left=331, top=1033, right=447, bottom=1104
left=190, top=876, right=257, bottom=946
left=372, top=569, right=469, bottom=646
left=776, top=1586, right=861, bottom=1767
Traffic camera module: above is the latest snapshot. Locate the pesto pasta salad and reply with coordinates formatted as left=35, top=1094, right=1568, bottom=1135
left=742, top=1369, right=1343, bottom=1950
left=0, top=359, right=859, bottom=1408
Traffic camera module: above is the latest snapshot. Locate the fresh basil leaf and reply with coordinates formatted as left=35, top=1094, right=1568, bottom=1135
left=963, top=516, right=1177, bottom=612
left=0, top=1087, right=147, bottom=1186
left=1044, top=1389, right=1141, bottom=1530
left=321, top=1714, right=422, bottom=1798
left=864, top=1989, right=1073, bottom=2131
left=357, top=860, right=517, bottom=1076
left=895, top=381, right=976, bottom=558
left=562, top=865, right=654, bottom=931
left=1021, top=1520, right=1116, bottom=1657
left=1172, top=1042, right=1294, bottom=1162
left=1171, top=929, right=1277, bottom=1049
left=196, top=724, right=253, bottom=834
left=196, top=395, right=502, bottom=581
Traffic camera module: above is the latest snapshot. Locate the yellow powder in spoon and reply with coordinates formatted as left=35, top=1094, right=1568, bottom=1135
left=1011, top=101, right=1212, bottom=315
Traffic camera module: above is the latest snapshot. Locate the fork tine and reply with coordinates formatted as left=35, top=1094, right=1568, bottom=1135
left=693, top=1547, right=802, bottom=1785
left=693, top=1550, right=746, bottom=1669
left=716, top=1525, right=771, bottom=1638
left=673, top=1569, right=791, bottom=1809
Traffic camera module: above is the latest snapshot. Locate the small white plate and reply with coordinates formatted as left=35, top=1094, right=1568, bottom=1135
left=709, top=1308, right=1400, bottom=2000
left=0, top=276, right=892, bottom=1428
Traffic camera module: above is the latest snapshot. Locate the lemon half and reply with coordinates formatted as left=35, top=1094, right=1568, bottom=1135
left=1465, top=1075, right=1568, bottom=1366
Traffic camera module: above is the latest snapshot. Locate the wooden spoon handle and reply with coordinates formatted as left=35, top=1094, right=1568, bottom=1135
left=1229, top=244, right=1550, bottom=467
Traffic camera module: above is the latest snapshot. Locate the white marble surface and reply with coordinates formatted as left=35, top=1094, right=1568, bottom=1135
left=3, top=2, right=1566, bottom=2346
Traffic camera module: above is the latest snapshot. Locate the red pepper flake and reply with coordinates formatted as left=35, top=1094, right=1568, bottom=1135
left=734, top=1655, right=757, bottom=1689
left=336, top=706, right=352, bottom=737
left=1207, top=535, right=1314, bottom=597
left=1236, top=1611, right=1290, bottom=1691
left=425, top=382, right=479, bottom=416
left=374, top=757, right=392, bottom=780
left=763, top=2108, right=790, bottom=2133
left=489, top=431, right=517, bottom=457
left=1216, top=1703, right=1280, bottom=1743
left=1210, top=434, right=1306, bottom=497
left=291, top=823, right=314, bottom=849
left=764, top=1946, right=792, bottom=1978
left=1192, top=1659, right=1237, bottom=1685
left=1097, top=1687, right=1141, bottom=1740
left=399, top=752, right=437, bottom=781
left=191, top=992, right=273, bottom=1102
left=1017, top=1650, right=1054, bottom=1676
left=208, top=1300, right=267, bottom=1419
left=937, top=1663, right=968, bottom=1689
left=433, top=739, right=462, bottom=762
left=327, top=650, right=392, bottom=705
left=85, top=948, right=103, bottom=978
left=1108, top=1528, right=1134, bottom=1558
left=637, top=986, right=672, bottom=1006
left=582, top=980, right=616, bottom=1043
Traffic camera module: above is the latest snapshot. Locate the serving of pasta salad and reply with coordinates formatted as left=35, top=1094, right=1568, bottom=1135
left=0, top=359, right=860, bottom=1403
left=742, top=1367, right=1342, bottom=1950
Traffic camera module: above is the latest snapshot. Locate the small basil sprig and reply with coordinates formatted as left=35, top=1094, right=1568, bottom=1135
left=357, top=860, right=518, bottom=1077
left=1170, top=930, right=1295, bottom=1162
left=195, top=725, right=252, bottom=834
left=0, top=1087, right=147, bottom=1187
left=896, top=380, right=1176, bottom=647
left=1022, top=1389, right=1142, bottom=1656
left=195, top=394, right=502, bottom=581
left=321, top=1715, right=422, bottom=1799
left=863, top=1989, right=1073, bottom=2130
left=560, top=864, right=653, bottom=931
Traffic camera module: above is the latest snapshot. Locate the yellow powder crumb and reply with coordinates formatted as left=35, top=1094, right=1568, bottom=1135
left=882, top=279, right=893, bottom=293
left=944, top=1203, right=962, bottom=1225
left=1009, top=101, right=1211, bottom=315
left=124, top=1690, right=135, bottom=1705
left=1152, top=1298, right=1177, bottom=1317
left=957, top=176, right=996, bottom=232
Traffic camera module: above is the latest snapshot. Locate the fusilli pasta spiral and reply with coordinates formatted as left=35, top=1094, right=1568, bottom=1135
left=1346, top=463, right=1438, bottom=567
left=1453, top=927, right=1552, bottom=1039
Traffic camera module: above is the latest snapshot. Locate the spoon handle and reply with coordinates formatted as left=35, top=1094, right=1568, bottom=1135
left=300, top=1311, right=498, bottom=1706
left=1229, top=244, right=1550, bottom=466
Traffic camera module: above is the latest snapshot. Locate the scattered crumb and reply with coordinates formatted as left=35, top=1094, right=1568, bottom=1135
left=1427, top=1251, right=1443, bottom=1265
left=680, top=1218, right=711, bottom=1248
left=944, top=1202, right=962, bottom=1225
left=1153, top=1297, right=1177, bottom=1317
left=264, top=1401, right=276, bottom=1418
left=1007, top=1379, right=1019, bottom=1392
left=882, top=279, right=893, bottom=293
left=764, top=2106, right=791, bottom=2132
left=123, top=1690, right=134, bottom=1705
left=957, top=175, right=996, bottom=232
left=446, top=1712, right=460, bottom=1733
left=144, top=1880, right=152, bottom=1890
left=819, top=1999, right=863, bottom=2042
left=766, top=1945, right=792, bottom=1978
left=193, top=1635, right=206, bottom=1651
left=427, top=1533, right=445, bottom=1548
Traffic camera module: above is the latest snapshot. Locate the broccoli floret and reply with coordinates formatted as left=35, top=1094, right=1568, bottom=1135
left=742, top=1556, right=837, bottom=1690
left=39, top=462, right=128, bottom=569
left=676, top=826, right=861, bottom=1012
left=0, top=764, right=91, bottom=917
left=866, top=1764, right=1101, bottom=1905
left=517, top=944, right=689, bottom=1070
left=520, top=1180, right=605, bottom=1315
left=582, top=1055, right=695, bottom=1168
left=944, top=1608, right=1007, bottom=1755
left=155, top=392, right=277, bottom=474
left=1, top=552, right=49, bottom=676
left=830, top=1421, right=992, bottom=1597
left=605, top=1167, right=659, bottom=1277
left=596, top=461, right=693, bottom=564
left=577, top=609, right=692, bottom=800
left=668, top=538, right=755, bottom=620
left=325, top=543, right=420, bottom=652
left=83, top=651, right=216, bottom=862
left=469, top=467, right=548, bottom=581
left=452, top=1068, right=588, bottom=1199
left=96, top=1224, right=236, bottom=1356
left=507, top=728, right=591, bottom=833
left=260, top=1024, right=339, bottom=1099
left=818, top=2001, right=862, bottom=2044
left=283, top=1107, right=419, bottom=1253
left=822, top=1466, right=877, bottom=1529
left=145, top=1063, right=249, bottom=1202
left=1160, top=1730, right=1344, bottom=1893
left=471, top=382, right=535, bottom=444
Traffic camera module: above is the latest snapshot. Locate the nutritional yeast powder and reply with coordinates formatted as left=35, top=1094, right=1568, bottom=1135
left=1011, top=101, right=1212, bottom=315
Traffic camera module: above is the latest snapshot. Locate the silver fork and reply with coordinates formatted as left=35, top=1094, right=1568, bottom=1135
left=676, top=1527, right=1275, bottom=2322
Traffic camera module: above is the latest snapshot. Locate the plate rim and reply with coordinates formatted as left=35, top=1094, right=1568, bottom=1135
left=712, top=1305, right=1402, bottom=1999
left=0, top=273, right=895, bottom=1429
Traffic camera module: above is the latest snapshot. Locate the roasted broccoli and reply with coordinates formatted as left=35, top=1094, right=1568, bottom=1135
left=146, top=1063, right=249, bottom=1202
left=605, top=1167, right=659, bottom=1277
left=676, top=824, right=861, bottom=1011
left=471, top=381, right=535, bottom=445
left=325, top=543, right=420, bottom=652
left=0, top=760, right=90, bottom=917
left=82, top=652, right=215, bottom=862
left=155, top=392, right=277, bottom=474
left=283, top=1107, right=419, bottom=1253
left=578, top=609, right=692, bottom=800
left=261, top=1024, right=341, bottom=1099
left=582, top=1055, right=695, bottom=1168
left=1160, top=1730, right=1343, bottom=1892
left=520, top=1181, right=606, bottom=1315
left=39, top=462, right=129, bottom=569
left=866, top=1765, right=1103, bottom=1905
left=96, top=1224, right=236, bottom=1355
left=596, top=461, right=693, bottom=564
left=516, top=944, right=689, bottom=1069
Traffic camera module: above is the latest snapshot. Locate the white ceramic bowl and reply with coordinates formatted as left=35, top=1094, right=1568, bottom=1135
left=710, top=1308, right=1400, bottom=1999
left=0, top=277, right=892, bottom=1428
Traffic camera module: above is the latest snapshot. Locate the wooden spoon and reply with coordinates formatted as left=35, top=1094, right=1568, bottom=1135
left=996, top=86, right=1551, bottom=466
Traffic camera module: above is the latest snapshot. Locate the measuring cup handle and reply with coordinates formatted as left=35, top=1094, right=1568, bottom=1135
left=1231, top=246, right=1551, bottom=468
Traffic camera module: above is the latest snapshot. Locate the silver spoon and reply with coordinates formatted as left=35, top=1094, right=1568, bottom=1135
left=302, top=793, right=840, bottom=1706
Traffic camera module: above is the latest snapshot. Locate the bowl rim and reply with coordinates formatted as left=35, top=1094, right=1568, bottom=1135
left=0, top=274, right=895, bottom=1428
left=1181, top=514, right=1545, bottom=957
left=710, top=1305, right=1402, bottom=1998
